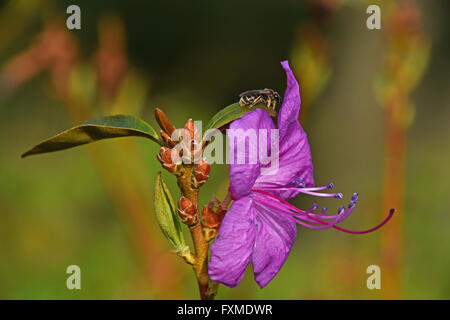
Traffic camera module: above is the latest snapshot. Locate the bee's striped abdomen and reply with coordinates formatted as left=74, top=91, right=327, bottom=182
left=239, top=94, right=258, bottom=106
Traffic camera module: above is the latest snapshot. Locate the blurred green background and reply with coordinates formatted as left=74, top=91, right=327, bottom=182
left=0, top=0, right=449, bottom=299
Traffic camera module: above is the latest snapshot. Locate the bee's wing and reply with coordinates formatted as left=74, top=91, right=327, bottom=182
left=238, top=89, right=266, bottom=97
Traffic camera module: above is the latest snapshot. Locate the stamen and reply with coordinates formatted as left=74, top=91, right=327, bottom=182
left=251, top=188, right=395, bottom=235
left=315, top=207, right=328, bottom=217
left=253, top=189, right=345, bottom=228
left=256, top=181, right=341, bottom=200
left=297, top=189, right=343, bottom=199
left=300, top=182, right=334, bottom=191
left=292, top=178, right=305, bottom=188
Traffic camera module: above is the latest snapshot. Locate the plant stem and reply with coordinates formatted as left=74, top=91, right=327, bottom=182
left=190, top=223, right=210, bottom=299
left=177, top=165, right=212, bottom=300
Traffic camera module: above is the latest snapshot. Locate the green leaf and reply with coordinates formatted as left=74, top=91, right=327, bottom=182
left=203, top=102, right=276, bottom=141
left=21, top=114, right=163, bottom=158
left=154, top=172, right=186, bottom=251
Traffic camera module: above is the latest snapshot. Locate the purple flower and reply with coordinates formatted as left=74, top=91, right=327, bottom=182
left=208, top=60, right=394, bottom=288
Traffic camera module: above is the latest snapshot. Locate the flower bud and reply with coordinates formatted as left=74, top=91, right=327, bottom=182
left=192, top=140, right=203, bottom=163
left=155, top=108, right=176, bottom=135
left=193, top=124, right=201, bottom=143
left=178, top=196, right=198, bottom=225
left=183, top=119, right=202, bottom=161
left=201, top=205, right=226, bottom=242
left=157, top=146, right=181, bottom=174
left=183, top=119, right=195, bottom=140
left=193, top=158, right=210, bottom=187
left=201, top=205, right=220, bottom=228
left=160, top=130, right=177, bottom=147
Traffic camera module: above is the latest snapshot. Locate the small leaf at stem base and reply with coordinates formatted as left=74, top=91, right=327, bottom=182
left=154, top=172, right=187, bottom=251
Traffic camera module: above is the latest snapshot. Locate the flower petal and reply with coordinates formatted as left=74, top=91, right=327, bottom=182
left=255, top=61, right=314, bottom=198
left=208, top=196, right=257, bottom=287
left=278, top=60, right=301, bottom=139
left=251, top=193, right=297, bottom=288
left=227, top=108, right=276, bottom=199
left=275, top=121, right=314, bottom=199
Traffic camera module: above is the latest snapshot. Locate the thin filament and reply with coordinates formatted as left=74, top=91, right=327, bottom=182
left=252, top=189, right=395, bottom=234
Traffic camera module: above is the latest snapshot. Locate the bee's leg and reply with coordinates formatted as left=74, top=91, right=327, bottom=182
left=249, top=96, right=263, bottom=108
left=266, top=98, right=272, bottom=110
left=271, top=98, right=277, bottom=111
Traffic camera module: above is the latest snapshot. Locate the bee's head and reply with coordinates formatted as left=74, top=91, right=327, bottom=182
left=274, top=92, right=281, bottom=104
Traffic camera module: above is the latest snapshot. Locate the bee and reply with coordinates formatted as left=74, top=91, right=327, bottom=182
left=239, top=88, right=281, bottom=117
left=238, top=88, right=281, bottom=117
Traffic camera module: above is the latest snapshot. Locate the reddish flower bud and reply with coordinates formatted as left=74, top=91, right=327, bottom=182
left=201, top=198, right=229, bottom=242
left=157, top=146, right=181, bottom=174
left=201, top=205, right=226, bottom=241
left=179, top=119, right=203, bottom=163
left=160, top=130, right=177, bottom=147
left=155, top=108, right=176, bottom=136
left=201, top=205, right=220, bottom=228
left=193, top=158, right=210, bottom=187
left=192, top=140, right=203, bottom=163
left=183, top=119, right=195, bottom=140
left=178, top=196, right=198, bottom=225
left=193, top=124, right=201, bottom=143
